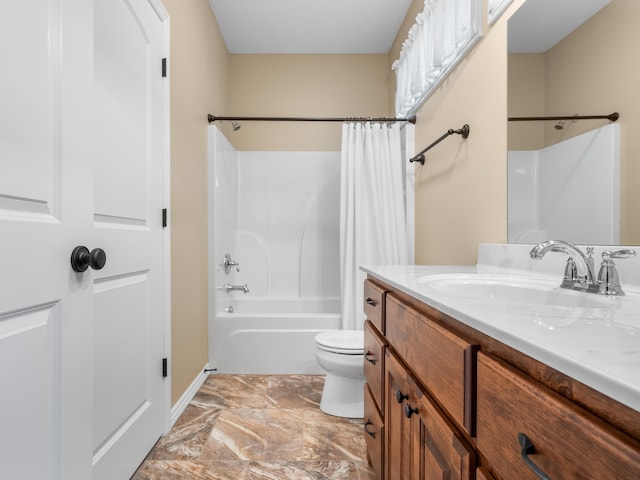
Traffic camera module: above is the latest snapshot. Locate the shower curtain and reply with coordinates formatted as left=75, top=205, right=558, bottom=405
left=340, top=122, right=408, bottom=330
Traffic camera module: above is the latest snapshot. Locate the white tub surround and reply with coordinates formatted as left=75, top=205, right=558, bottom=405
left=210, top=299, right=341, bottom=374
left=208, top=126, right=343, bottom=374
left=362, top=243, right=640, bottom=413
left=508, top=124, right=620, bottom=244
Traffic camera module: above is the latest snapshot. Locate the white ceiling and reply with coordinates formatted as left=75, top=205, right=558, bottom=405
left=207, top=0, right=414, bottom=54
left=508, top=0, right=611, bottom=53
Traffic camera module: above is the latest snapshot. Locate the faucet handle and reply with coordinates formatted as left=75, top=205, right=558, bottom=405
left=597, top=249, right=636, bottom=295
left=602, top=249, right=636, bottom=260
left=561, top=257, right=579, bottom=288
left=219, top=253, right=240, bottom=274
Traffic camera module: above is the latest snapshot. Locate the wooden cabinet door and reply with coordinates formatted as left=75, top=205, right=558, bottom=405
left=365, top=385, right=385, bottom=480
left=410, top=389, right=475, bottom=480
left=385, top=351, right=413, bottom=480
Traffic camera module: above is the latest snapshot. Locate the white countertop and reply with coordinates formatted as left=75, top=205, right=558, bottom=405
left=362, top=244, right=640, bottom=413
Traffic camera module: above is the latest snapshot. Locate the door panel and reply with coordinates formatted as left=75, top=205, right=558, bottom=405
left=0, top=0, right=94, bottom=478
left=0, top=0, right=55, bottom=211
left=0, top=305, right=58, bottom=480
left=92, top=0, right=165, bottom=478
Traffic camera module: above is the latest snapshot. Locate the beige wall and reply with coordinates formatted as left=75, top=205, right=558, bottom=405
left=390, top=0, right=522, bottom=264
left=164, top=0, right=229, bottom=405
left=508, top=53, right=545, bottom=150
left=546, top=0, right=639, bottom=244
left=507, top=0, right=640, bottom=244
left=227, top=54, right=391, bottom=151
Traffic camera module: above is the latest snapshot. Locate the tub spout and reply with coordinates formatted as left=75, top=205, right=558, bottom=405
left=217, top=283, right=250, bottom=294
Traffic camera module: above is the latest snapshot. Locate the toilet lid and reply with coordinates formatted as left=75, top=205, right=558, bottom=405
left=315, top=330, right=364, bottom=354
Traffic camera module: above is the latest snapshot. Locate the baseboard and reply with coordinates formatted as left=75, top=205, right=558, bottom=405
left=170, top=363, right=210, bottom=427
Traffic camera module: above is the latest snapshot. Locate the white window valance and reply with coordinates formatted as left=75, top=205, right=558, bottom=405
left=488, top=0, right=516, bottom=24
left=392, top=0, right=482, bottom=117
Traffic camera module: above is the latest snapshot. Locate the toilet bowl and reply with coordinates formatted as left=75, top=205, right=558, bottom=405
left=314, top=329, right=365, bottom=418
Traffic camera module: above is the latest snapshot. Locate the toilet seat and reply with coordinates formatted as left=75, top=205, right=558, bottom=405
left=315, top=330, right=364, bottom=355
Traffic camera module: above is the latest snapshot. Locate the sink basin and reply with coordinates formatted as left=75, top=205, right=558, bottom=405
left=417, top=274, right=612, bottom=309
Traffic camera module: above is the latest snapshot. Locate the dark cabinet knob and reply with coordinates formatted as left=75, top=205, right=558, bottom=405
left=71, top=246, right=107, bottom=272
left=404, top=404, right=418, bottom=418
left=395, top=390, right=409, bottom=404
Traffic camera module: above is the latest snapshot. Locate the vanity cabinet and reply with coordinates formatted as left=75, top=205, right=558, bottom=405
left=363, top=280, right=388, bottom=478
left=385, top=295, right=477, bottom=435
left=363, top=276, right=640, bottom=480
left=385, top=350, right=475, bottom=480
left=477, top=352, right=640, bottom=479
left=364, top=279, right=477, bottom=480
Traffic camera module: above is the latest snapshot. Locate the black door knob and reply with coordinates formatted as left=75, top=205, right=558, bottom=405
left=71, top=246, right=107, bottom=272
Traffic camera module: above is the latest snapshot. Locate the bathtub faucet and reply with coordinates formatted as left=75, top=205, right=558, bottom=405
left=217, top=283, right=250, bottom=294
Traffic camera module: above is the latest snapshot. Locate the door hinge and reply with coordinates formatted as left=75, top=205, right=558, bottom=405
left=162, top=358, right=168, bottom=378
left=162, top=58, right=167, bottom=78
left=162, top=208, right=167, bottom=228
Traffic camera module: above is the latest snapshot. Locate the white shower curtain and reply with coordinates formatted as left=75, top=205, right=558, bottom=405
left=340, top=122, right=409, bottom=330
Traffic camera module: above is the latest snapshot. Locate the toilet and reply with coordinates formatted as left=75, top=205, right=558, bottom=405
left=314, top=329, right=365, bottom=418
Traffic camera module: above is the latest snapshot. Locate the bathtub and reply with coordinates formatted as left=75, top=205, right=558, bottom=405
left=210, top=298, right=342, bottom=374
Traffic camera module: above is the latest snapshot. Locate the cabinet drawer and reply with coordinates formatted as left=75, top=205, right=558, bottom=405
left=364, top=280, right=386, bottom=334
left=364, top=384, right=384, bottom=480
left=386, top=295, right=477, bottom=434
left=364, top=320, right=385, bottom=414
left=477, top=353, right=640, bottom=480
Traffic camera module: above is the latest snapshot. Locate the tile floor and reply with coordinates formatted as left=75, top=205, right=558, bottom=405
left=132, top=374, right=375, bottom=480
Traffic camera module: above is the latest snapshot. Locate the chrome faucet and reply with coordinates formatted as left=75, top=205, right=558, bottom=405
left=217, top=283, right=249, bottom=294
left=530, top=240, right=635, bottom=295
left=597, top=249, right=636, bottom=295
left=219, top=253, right=240, bottom=274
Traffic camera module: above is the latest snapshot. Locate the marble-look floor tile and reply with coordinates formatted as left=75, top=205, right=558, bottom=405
left=145, top=404, right=221, bottom=461
left=303, top=410, right=367, bottom=462
left=193, top=375, right=274, bottom=409
left=133, top=375, right=372, bottom=480
left=244, top=460, right=360, bottom=480
left=131, top=460, right=248, bottom=480
left=200, top=408, right=305, bottom=461
left=265, top=375, right=324, bottom=410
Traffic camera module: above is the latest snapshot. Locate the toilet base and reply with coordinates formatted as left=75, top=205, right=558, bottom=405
left=319, top=372, right=365, bottom=418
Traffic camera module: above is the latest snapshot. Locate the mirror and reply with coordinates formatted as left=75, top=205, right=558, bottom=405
left=507, top=0, right=639, bottom=245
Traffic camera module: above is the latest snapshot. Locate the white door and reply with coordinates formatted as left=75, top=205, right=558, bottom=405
left=0, top=0, right=94, bottom=478
left=0, top=0, right=168, bottom=479
left=91, top=0, right=167, bottom=478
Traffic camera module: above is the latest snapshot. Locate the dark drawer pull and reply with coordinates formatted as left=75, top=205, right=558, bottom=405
left=365, top=351, right=376, bottom=365
left=395, top=390, right=409, bottom=404
left=364, top=420, right=376, bottom=439
left=518, top=433, right=552, bottom=480
left=404, top=404, right=418, bottom=418
left=365, top=298, right=377, bottom=307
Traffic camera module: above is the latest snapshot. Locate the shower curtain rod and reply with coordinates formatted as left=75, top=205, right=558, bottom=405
left=207, top=114, right=417, bottom=124
left=508, top=112, right=619, bottom=122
